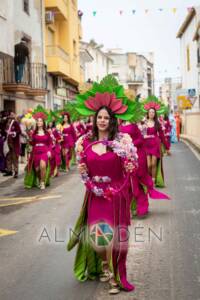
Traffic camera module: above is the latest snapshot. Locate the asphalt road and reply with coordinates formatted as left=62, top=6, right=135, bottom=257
left=0, top=142, right=200, bottom=300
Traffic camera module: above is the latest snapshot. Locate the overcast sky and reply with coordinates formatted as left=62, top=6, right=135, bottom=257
left=78, top=0, right=200, bottom=88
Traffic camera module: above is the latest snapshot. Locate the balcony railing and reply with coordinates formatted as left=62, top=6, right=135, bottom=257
left=46, top=45, right=69, bottom=62
left=127, top=76, right=144, bottom=84
left=2, top=58, right=47, bottom=90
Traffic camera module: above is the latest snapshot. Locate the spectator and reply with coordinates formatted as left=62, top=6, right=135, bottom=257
left=14, top=38, right=29, bottom=83
left=3, top=112, right=21, bottom=178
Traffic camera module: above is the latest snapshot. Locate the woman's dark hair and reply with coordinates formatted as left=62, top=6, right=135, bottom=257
left=92, top=106, right=118, bottom=141
left=62, top=114, right=71, bottom=125
left=34, top=119, right=48, bottom=134
left=164, top=114, right=169, bottom=121
left=147, top=108, right=161, bottom=131
left=47, top=121, right=56, bottom=129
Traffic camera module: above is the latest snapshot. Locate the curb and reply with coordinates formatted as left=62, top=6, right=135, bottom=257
left=180, top=135, right=200, bottom=154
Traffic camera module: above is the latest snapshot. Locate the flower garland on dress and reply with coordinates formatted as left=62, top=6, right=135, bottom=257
left=76, top=132, right=138, bottom=200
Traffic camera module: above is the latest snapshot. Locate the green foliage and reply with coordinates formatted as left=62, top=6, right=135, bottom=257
left=75, top=75, right=144, bottom=122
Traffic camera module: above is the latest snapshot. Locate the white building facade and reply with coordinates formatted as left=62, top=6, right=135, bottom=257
left=159, top=78, right=182, bottom=110
left=107, top=49, right=154, bottom=99
left=0, top=0, right=47, bottom=114
left=80, top=40, right=113, bottom=83
left=177, top=7, right=200, bottom=112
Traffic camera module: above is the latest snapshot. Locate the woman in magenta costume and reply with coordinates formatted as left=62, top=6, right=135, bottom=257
left=26, top=112, right=52, bottom=190
left=120, top=121, right=149, bottom=216
left=74, top=119, right=86, bottom=139
left=163, top=114, right=172, bottom=154
left=67, top=79, right=138, bottom=295
left=141, top=99, right=170, bottom=187
left=120, top=120, right=170, bottom=217
left=47, top=120, right=62, bottom=177
left=85, top=116, right=93, bottom=134
left=60, top=112, right=76, bottom=171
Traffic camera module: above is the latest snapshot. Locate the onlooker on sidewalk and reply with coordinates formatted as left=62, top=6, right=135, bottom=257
left=18, top=116, right=28, bottom=164
left=0, top=112, right=7, bottom=172
left=4, top=112, right=21, bottom=178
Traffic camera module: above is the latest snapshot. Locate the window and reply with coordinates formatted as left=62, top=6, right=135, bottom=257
left=197, top=47, right=200, bottom=64
left=186, top=46, right=190, bottom=71
left=23, top=0, right=29, bottom=14
left=73, top=40, right=77, bottom=58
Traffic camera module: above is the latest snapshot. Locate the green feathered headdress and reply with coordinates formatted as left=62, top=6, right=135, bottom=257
left=63, top=101, right=81, bottom=122
left=75, top=75, right=141, bottom=121
left=32, top=105, right=48, bottom=120
left=46, top=110, right=62, bottom=125
left=141, top=96, right=167, bottom=116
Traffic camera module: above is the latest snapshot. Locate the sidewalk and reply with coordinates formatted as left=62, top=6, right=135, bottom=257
left=0, top=163, right=25, bottom=185
left=180, top=134, right=200, bottom=153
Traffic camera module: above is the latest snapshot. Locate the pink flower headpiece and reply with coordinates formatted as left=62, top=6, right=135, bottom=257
left=32, top=112, right=47, bottom=120
left=144, top=102, right=161, bottom=111
left=85, top=92, right=128, bottom=114
left=61, top=112, right=70, bottom=118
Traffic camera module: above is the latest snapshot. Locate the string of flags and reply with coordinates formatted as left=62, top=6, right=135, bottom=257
left=78, top=7, right=194, bottom=17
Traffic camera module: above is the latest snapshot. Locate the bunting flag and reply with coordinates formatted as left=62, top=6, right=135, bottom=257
left=85, top=6, right=194, bottom=17
left=187, top=7, right=194, bottom=13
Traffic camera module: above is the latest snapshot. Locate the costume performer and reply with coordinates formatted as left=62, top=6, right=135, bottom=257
left=120, top=117, right=170, bottom=217
left=163, top=113, right=172, bottom=154
left=141, top=97, right=169, bottom=187
left=60, top=112, right=76, bottom=172
left=174, top=112, right=182, bottom=142
left=47, top=118, right=62, bottom=177
left=24, top=109, right=51, bottom=190
left=67, top=75, right=138, bottom=295
left=169, top=111, right=177, bottom=143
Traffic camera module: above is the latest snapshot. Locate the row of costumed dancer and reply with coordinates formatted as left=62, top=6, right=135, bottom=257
left=23, top=75, right=173, bottom=294
left=24, top=108, right=93, bottom=190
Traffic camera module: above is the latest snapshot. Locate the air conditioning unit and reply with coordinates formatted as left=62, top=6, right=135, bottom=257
left=45, top=11, right=54, bottom=24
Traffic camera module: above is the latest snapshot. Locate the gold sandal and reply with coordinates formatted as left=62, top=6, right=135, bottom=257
left=109, top=281, right=120, bottom=294
left=99, top=261, right=111, bottom=282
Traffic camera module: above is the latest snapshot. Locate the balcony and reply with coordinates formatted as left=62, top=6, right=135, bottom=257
left=45, top=0, right=68, bottom=20
left=46, top=45, right=70, bottom=77
left=127, top=76, right=144, bottom=86
left=2, top=58, right=47, bottom=96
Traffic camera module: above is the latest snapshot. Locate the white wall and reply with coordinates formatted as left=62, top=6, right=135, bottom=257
left=179, top=15, right=199, bottom=111
left=0, top=0, right=14, bottom=56
left=108, top=54, right=129, bottom=87
left=13, top=0, right=44, bottom=63
left=84, top=46, right=110, bottom=82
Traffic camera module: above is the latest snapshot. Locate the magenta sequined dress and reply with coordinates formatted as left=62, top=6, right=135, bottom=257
left=31, top=133, right=52, bottom=168
left=144, top=126, right=162, bottom=158
left=80, top=137, right=134, bottom=291
left=164, top=120, right=172, bottom=150
left=48, top=128, right=61, bottom=174
left=61, top=125, right=76, bottom=149
left=120, top=123, right=151, bottom=215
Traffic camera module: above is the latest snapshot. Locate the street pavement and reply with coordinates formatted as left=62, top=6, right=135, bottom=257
left=0, top=142, right=200, bottom=300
